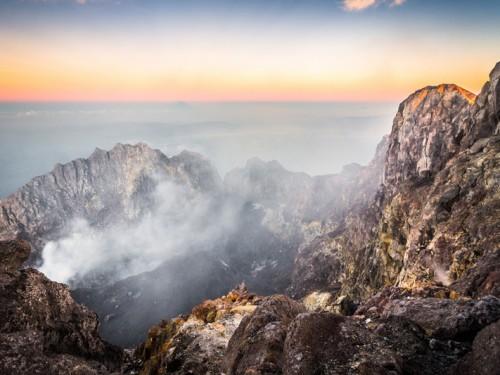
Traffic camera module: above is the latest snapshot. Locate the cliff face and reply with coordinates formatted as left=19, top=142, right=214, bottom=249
left=0, top=143, right=222, bottom=261
left=0, top=240, right=123, bottom=375
left=290, top=63, right=500, bottom=301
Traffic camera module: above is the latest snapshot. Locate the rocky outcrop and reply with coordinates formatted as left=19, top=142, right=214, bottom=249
left=223, top=295, right=305, bottom=374
left=384, top=84, right=475, bottom=189
left=133, top=285, right=261, bottom=375
left=0, top=239, right=123, bottom=375
left=453, top=319, right=500, bottom=375
left=356, top=287, right=500, bottom=340
left=0, top=143, right=222, bottom=261
left=290, top=62, right=500, bottom=301
left=218, top=291, right=500, bottom=375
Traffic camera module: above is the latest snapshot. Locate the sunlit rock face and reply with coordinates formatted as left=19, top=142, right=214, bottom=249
left=384, top=84, right=475, bottom=189
left=289, top=62, right=500, bottom=301
left=0, top=240, right=123, bottom=375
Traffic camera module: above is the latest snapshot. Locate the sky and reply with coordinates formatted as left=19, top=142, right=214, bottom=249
left=0, top=0, right=499, bottom=102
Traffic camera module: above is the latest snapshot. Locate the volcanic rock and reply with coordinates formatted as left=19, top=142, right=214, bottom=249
left=0, top=239, right=123, bottom=375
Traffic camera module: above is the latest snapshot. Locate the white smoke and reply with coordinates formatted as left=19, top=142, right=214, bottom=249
left=39, top=179, right=241, bottom=287
left=432, top=263, right=451, bottom=286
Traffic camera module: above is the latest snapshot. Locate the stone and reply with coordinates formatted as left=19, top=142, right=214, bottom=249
left=223, top=295, right=305, bottom=375
left=0, top=240, right=123, bottom=375
left=0, top=239, right=30, bottom=274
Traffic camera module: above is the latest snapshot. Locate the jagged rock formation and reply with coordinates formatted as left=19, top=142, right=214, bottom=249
left=290, top=62, right=500, bottom=301
left=133, top=285, right=260, bottom=375
left=0, top=240, right=123, bottom=375
left=133, top=290, right=498, bottom=374
left=0, top=143, right=221, bottom=262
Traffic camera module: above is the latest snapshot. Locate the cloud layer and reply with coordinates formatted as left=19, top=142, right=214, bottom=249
left=343, top=0, right=406, bottom=11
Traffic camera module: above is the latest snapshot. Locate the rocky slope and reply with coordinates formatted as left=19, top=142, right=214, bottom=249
left=289, top=63, right=500, bottom=301
left=131, top=286, right=500, bottom=375
left=0, top=239, right=123, bottom=375
left=223, top=290, right=500, bottom=375
left=133, top=284, right=260, bottom=375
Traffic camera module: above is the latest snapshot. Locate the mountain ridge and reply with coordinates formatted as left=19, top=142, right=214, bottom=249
left=0, top=62, right=499, bottom=374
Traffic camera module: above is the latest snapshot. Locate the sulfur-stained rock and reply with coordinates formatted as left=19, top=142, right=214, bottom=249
left=0, top=143, right=222, bottom=261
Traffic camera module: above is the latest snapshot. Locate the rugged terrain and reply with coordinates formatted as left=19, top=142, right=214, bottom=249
left=289, top=65, right=500, bottom=302
left=0, top=62, right=498, bottom=374
left=0, top=133, right=384, bottom=346
left=130, top=62, right=500, bottom=374
left=0, top=239, right=123, bottom=374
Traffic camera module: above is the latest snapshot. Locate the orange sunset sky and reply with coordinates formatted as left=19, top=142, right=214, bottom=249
left=1, top=0, right=499, bottom=102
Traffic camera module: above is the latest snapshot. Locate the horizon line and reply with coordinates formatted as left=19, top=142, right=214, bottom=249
left=0, top=98, right=401, bottom=104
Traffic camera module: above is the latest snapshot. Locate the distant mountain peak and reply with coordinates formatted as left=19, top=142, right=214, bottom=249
left=0, top=143, right=221, bottom=258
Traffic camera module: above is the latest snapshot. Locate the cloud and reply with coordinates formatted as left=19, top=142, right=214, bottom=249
left=390, top=0, right=406, bottom=6
left=342, top=0, right=406, bottom=11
